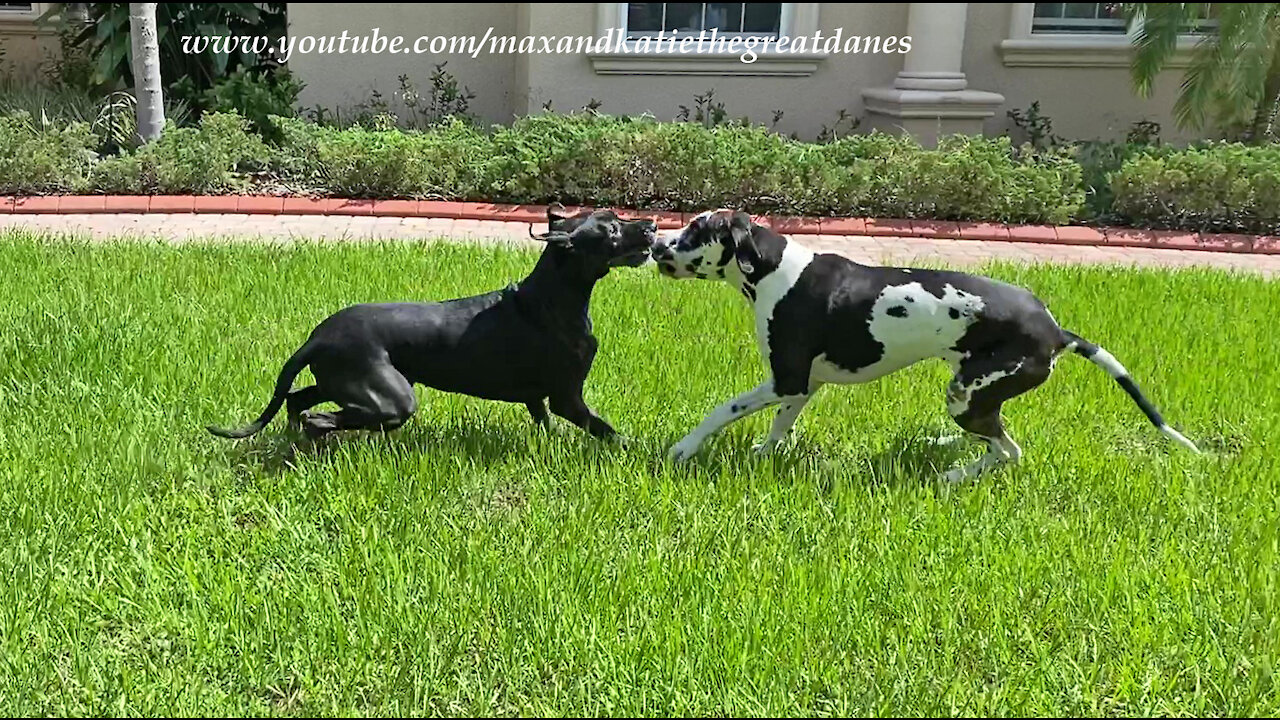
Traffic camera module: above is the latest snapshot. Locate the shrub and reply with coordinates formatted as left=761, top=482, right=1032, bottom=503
left=0, top=113, right=97, bottom=193
left=484, top=112, right=630, bottom=204
left=90, top=112, right=270, bottom=194
left=198, top=68, right=303, bottom=141
left=271, top=115, right=491, bottom=198
left=1110, top=142, right=1280, bottom=233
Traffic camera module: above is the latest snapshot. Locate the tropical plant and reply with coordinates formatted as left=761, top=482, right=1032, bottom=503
left=56, top=2, right=286, bottom=98
left=1126, top=3, right=1280, bottom=140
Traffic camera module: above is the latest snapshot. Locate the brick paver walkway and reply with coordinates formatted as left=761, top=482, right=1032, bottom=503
left=4, top=213, right=1279, bottom=277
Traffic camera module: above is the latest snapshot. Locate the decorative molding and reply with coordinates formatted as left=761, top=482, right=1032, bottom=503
left=999, top=37, right=1198, bottom=68
left=861, top=87, right=1005, bottom=120
left=588, top=51, right=824, bottom=77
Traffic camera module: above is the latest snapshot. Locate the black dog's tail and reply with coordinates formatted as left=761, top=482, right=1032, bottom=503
left=1061, top=330, right=1199, bottom=453
left=206, top=342, right=313, bottom=439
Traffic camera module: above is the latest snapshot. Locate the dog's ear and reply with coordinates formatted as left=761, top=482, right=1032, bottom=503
left=729, top=211, right=759, bottom=275
left=547, top=202, right=570, bottom=229
left=530, top=229, right=572, bottom=247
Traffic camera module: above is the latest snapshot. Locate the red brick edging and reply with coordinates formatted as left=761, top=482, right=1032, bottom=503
left=2, top=195, right=1275, bottom=255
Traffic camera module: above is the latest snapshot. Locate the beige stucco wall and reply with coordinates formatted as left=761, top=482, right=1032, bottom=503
left=280, top=2, right=1199, bottom=142
left=516, top=3, right=906, bottom=139
left=963, top=3, right=1192, bottom=142
left=0, top=21, right=57, bottom=78
left=287, top=2, right=520, bottom=124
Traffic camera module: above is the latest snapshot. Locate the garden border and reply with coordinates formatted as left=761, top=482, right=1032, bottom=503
left=2, top=195, right=1276, bottom=255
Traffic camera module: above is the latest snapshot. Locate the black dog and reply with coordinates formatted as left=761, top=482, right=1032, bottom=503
left=208, top=207, right=656, bottom=441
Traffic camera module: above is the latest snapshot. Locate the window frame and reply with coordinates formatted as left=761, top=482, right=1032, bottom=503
left=999, top=2, right=1211, bottom=68
left=620, top=3, right=791, bottom=41
left=588, top=2, right=826, bottom=77
left=0, top=2, right=40, bottom=19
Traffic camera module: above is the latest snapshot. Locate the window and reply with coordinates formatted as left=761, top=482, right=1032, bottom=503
left=1031, top=2, right=1216, bottom=36
left=1031, top=3, right=1125, bottom=34
left=1002, top=3, right=1214, bottom=67
left=624, top=3, right=783, bottom=38
left=0, top=3, right=36, bottom=13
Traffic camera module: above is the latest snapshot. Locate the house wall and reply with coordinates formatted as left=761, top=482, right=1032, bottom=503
left=287, top=2, right=1194, bottom=142
left=963, top=3, right=1193, bottom=142
left=516, top=3, right=907, bottom=139
left=2, top=2, right=1196, bottom=144
left=0, top=4, right=57, bottom=77
left=287, top=2, right=520, bottom=124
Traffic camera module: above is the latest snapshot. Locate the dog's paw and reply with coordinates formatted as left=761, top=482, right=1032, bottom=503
left=667, top=439, right=702, bottom=462
left=751, top=439, right=780, bottom=455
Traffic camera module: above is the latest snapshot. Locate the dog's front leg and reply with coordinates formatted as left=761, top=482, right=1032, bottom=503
left=753, top=389, right=820, bottom=455
left=549, top=392, right=617, bottom=439
left=668, top=380, right=786, bottom=461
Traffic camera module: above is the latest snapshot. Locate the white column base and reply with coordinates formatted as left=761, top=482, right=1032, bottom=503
left=860, top=86, right=1005, bottom=147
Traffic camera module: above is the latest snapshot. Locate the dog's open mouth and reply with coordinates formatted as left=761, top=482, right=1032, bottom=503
left=611, top=249, right=651, bottom=267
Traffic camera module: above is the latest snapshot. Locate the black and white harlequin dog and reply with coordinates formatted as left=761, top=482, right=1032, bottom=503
left=650, top=209, right=1199, bottom=481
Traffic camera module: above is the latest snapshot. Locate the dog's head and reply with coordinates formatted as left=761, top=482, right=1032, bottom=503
left=650, top=209, right=758, bottom=281
left=531, top=204, right=657, bottom=277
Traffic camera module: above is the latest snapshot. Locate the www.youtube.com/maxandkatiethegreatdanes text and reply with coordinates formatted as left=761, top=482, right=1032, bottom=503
left=180, top=28, right=913, bottom=65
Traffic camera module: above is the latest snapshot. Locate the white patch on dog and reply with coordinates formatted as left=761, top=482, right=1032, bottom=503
left=945, top=362, right=1024, bottom=416
left=751, top=239, right=816, bottom=360
left=811, top=283, right=986, bottom=385
left=1090, top=348, right=1128, bottom=379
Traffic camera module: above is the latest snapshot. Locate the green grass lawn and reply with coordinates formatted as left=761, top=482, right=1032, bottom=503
left=1, top=230, right=1277, bottom=716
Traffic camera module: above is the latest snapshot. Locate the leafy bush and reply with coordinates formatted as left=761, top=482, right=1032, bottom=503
left=271, top=115, right=491, bottom=198
left=1111, top=142, right=1280, bottom=233
left=0, top=113, right=97, bottom=193
left=197, top=68, right=303, bottom=141
left=90, top=112, right=270, bottom=194
left=64, top=3, right=287, bottom=95
left=0, top=77, right=192, bottom=152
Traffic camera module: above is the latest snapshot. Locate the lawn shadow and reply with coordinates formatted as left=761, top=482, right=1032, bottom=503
left=851, top=430, right=973, bottom=491
left=646, top=428, right=973, bottom=493
left=220, top=417, right=623, bottom=475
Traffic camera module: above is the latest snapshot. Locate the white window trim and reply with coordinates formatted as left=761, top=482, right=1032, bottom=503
left=0, top=3, right=53, bottom=35
left=999, top=2, right=1208, bottom=68
left=588, top=2, right=827, bottom=77
left=0, top=2, right=41, bottom=20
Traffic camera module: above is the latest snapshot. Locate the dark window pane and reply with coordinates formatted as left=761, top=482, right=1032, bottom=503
left=664, top=3, right=703, bottom=32
left=1063, top=3, right=1101, bottom=19
left=628, top=3, right=664, bottom=32
left=705, top=3, right=744, bottom=32
left=1033, top=3, right=1064, bottom=19
left=743, top=2, right=781, bottom=33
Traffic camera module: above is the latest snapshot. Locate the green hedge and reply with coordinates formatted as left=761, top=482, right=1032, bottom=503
left=266, top=114, right=1085, bottom=224
left=1110, top=142, right=1280, bottom=234
left=2, top=108, right=1277, bottom=233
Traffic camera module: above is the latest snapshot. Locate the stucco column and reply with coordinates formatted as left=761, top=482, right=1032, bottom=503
left=862, top=3, right=1004, bottom=146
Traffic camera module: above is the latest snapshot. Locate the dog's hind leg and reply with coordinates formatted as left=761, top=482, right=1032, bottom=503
left=286, top=385, right=326, bottom=429
left=943, top=355, right=1050, bottom=482
left=303, top=364, right=418, bottom=439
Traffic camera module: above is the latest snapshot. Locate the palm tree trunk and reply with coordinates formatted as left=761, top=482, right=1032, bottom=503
left=128, top=3, right=164, bottom=142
